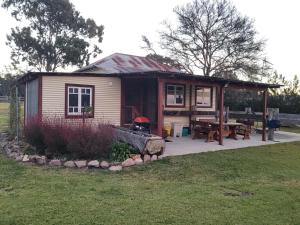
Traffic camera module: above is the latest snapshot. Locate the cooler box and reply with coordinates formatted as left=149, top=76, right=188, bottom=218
left=182, top=127, right=189, bottom=137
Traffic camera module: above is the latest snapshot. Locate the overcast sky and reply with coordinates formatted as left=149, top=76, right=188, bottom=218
left=0, top=0, right=299, bottom=80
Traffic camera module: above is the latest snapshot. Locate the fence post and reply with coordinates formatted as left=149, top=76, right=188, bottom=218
left=16, top=86, right=19, bottom=143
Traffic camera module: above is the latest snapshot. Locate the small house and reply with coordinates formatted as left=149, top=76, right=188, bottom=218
left=19, top=53, right=281, bottom=145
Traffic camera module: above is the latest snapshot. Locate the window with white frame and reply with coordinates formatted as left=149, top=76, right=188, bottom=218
left=67, top=85, right=94, bottom=116
left=166, top=84, right=185, bottom=107
left=195, top=86, right=213, bottom=108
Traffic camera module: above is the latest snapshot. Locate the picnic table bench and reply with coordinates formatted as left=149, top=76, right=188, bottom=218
left=191, top=120, right=250, bottom=142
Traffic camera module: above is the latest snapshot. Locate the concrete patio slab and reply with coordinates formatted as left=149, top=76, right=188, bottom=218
left=164, top=131, right=300, bottom=157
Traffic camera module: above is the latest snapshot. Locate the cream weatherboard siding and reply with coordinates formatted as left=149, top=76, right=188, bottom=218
left=42, top=76, right=121, bottom=126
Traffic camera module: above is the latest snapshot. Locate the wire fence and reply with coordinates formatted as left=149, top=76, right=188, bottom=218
left=0, top=96, right=24, bottom=102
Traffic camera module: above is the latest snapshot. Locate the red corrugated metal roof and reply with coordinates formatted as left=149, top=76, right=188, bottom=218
left=76, top=53, right=181, bottom=73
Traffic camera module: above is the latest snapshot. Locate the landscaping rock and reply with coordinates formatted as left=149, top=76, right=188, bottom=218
left=122, top=158, right=135, bottom=167
left=28, top=155, right=40, bottom=162
left=88, top=160, right=99, bottom=168
left=131, top=154, right=141, bottom=160
left=134, top=158, right=143, bottom=165
left=100, top=161, right=110, bottom=169
left=49, top=159, right=62, bottom=167
left=22, top=154, right=30, bottom=162
left=8, top=152, right=18, bottom=159
left=151, top=155, right=158, bottom=161
left=143, top=154, right=151, bottom=163
left=158, top=155, right=164, bottom=160
left=64, top=161, right=76, bottom=168
left=108, top=165, right=122, bottom=171
left=15, top=155, right=24, bottom=161
left=36, top=156, right=46, bottom=165
left=75, top=160, right=87, bottom=168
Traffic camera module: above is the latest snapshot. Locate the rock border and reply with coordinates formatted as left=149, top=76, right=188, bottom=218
left=0, top=133, right=164, bottom=172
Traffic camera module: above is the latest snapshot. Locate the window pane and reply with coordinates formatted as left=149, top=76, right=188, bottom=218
left=196, top=87, right=211, bottom=107
left=69, top=108, right=73, bottom=113
left=176, top=95, right=183, bottom=104
left=86, top=89, right=90, bottom=94
left=166, top=84, right=184, bottom=106
left=167, top=94, right=175, bottom=105
left=69, top=94, right=78, bottom=107
left=167, top=86, right=175, bottom=95
left=74, top=88, right=78, bottom=93
left=81, top=94, right=90, bottom=107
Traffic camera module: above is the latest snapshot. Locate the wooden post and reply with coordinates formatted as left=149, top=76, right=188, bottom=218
left=120, top=78, right=125, bottom=127
left=219, top=85, right=225, bottom=145
left=262, top=89, right=268, bottom=141
left=157, top=78, right=164, bottom=137
left=189, top=84, right=193, bottom=131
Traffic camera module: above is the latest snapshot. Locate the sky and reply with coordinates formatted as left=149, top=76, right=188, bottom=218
left=0, top=0, right=299, bottom=80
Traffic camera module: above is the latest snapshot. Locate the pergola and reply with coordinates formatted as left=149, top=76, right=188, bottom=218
left=124, top=71, right=282, bottom=145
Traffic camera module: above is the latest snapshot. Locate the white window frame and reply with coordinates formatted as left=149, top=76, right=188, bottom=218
left=67, top=86, right=93, bottom=116
left=166, top=84, right=185, bottom=107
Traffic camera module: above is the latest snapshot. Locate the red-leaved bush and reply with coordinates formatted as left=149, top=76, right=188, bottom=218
left=24, top=117, right=114, bottom=159
left=24, top=118, right=46, bottom=155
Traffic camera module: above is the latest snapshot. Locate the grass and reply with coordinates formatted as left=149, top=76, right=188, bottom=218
left=1, top=142, right=300, bottom=225
left=280, top=126, right=300, bottom=134
left=0, top=102, right=9, bottom=132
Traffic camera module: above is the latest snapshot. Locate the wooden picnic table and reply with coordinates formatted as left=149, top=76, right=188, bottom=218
left=211, top=121, right=244, bottom=140
left=191, top=120, right=246, bottom=141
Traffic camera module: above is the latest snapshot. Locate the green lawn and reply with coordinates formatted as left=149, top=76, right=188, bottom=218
left=280, top=126, right=300, bottom=134
left=0, top=102, right=9, bottom=132
left=1, top=142, right=300, bottom=225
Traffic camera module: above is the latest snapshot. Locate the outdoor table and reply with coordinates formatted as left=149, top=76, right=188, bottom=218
left=210, top=121, right=245, bottom=140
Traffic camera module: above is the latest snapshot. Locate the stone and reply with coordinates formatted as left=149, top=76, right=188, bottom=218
left=143, top=154, right=151, bottom=163
left=49, top=159, right=62, bottom=167
left=8, top=152, right=18, bottom=159
left=151, top=155, right=158, bottom=161
left=15, top=155, right=24, bottom=161
left=87, top=160, right=99, bottom=168
left=36, top=156, right=46, bottom=165
left=134, top=158, right=143, bottom=165
left=64, top=161, right=76, bottom=168
left=158, top=155, right=164, bottom=160
left=121, top=158, right=135, bottom=167
left=100, top=161, right=110, bottom=169
left=131, top=154, right=141, bottom=160
left=22, top=154, right=30, bottom=162
left=29, top=155, right=40, bottom=162
left=108, top=165, right=122, bottom=171
left=75, top=160, right=87, bottom=168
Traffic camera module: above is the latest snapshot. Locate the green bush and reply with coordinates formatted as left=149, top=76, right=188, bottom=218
left=111, top=142, right=138, bottom=162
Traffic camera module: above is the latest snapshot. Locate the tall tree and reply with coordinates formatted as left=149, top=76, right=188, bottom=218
left=141, top=36, right=185, bottom=71
left=2, top=0, right=104, bottom=72
left=156, top=0, right=265, bottom=78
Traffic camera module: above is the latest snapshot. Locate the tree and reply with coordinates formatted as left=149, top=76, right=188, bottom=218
left=267, top=72, right=300, bottom=96
left=142, top=36, right=189, bottom=72
left=2, top=0, right=104, bottom=72
left=156, top=0, right=265, bottom=78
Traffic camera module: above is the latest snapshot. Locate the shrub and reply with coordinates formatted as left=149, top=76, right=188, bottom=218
left=67, top=124, right=114, bottom=160
left=42, top=118, right=70, bottom=158
left=24, top=117, right=114, bottom=159
left=111, top=142, right=138, bottom=162
left=24, top=118, right=46, bottom=155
